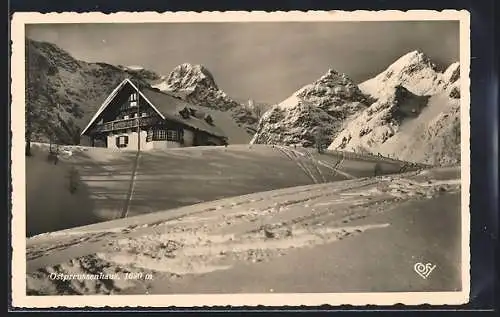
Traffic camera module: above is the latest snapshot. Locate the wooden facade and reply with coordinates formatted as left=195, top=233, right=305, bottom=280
left=81, top=79, right=228, bottom=150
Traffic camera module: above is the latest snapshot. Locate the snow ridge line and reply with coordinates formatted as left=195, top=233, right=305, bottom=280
left=121, top=151, right=141, bottom=219
left=316, top=158, right=357, bottom=180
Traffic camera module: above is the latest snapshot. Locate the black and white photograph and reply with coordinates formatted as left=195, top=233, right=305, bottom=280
left=11, top=11, right=470, bottom=307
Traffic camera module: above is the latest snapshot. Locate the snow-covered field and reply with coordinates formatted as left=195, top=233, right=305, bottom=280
left=26, top=166, right=461, bottom=295
left=27, top=143, right=420, bottom=236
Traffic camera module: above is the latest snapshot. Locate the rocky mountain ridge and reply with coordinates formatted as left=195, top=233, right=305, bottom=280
left=25, top=39, right=157, bottom=145
left=250, top=69, right=371, bottom=146
left=153, top=63, right=259, bottom=135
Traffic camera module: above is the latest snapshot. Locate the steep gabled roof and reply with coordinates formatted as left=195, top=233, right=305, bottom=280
left=81, top=78, right=227, bottom=139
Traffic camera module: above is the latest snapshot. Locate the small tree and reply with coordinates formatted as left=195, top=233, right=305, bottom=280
left=373, top=162, right=382, bottom=177
left=46, top=127, right=60, bottom=165
left=314, top=127, right=327, bottom=154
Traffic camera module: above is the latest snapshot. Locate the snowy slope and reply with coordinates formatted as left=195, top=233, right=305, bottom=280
left=251, top=69, right=370, bottom=146
left=27, top=166, right=460, bottom=295
left=328, top=85, right=430, bottom=155
left=377, top=83, right=461, bottom=166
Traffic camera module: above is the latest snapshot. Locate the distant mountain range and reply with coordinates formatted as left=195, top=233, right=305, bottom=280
left=252, top=50, right=461, bottom=166
left=25, top=39, right=461, bottom=166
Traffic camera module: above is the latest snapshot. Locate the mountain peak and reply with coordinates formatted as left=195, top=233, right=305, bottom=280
left=152, top=63, right=258, bottom=134
left=166, top=63, right=219, bottom=91
left=388, top=50, right=435, bottom=71
left=359, top=50, right=443, bottom=97
left=324, top=68, right=339, bottom=76
left=317, top=68, right=352, bottom=83
left=396, top=50, right=429, bottom=63
left=252, top=66, right=369, bottom=147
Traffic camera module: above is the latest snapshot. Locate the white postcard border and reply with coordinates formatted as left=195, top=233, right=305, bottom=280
left=10, top=10, right=471, bottom=308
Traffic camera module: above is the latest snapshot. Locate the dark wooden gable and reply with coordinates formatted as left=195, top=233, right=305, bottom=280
left=85, top=81, right=164, bottom=135
left=100, top=82, right=155, bottom=122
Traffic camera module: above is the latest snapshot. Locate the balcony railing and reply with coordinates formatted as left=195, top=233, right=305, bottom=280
left=92, top=116, right=160, bottom=133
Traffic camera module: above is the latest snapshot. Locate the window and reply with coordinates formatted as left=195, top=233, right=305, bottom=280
left=151, top=129, right=180, bottom=141
left=167, top=130, right=179, bottom=142
left=115, top=135, right=129, bottom=148
left=153, top=129, right=167, bottom=141
left=129, top=92, right=138, bottom=107
left=123, top=115, right=129, bottom=120
left=141, top=112, right=147, bottom=117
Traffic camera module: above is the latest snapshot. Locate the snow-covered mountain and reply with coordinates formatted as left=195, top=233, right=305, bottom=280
left=250, top=69, right=371, bottom=146
left=327, top=85, right=431, bottom=153
left=328, top=51, right=461, bottom=166
left=359, top=50, right=454, bottom=98
left=153, top=63, right=259, bottom=135
left=376, top=80, right=461, bottom=166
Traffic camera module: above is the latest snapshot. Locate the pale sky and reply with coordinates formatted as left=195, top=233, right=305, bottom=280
left=26, top=21, right=459, bottom=104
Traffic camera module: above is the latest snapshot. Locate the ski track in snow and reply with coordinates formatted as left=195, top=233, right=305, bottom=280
left=26, top=166, right=460, bottom=295
left=275, top=145, right=320, bottom=184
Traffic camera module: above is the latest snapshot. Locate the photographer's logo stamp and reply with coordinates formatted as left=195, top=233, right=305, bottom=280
left=413, top=262, right=436, bottom=279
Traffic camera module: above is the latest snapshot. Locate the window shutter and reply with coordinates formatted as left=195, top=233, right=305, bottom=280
left=115, top=136, right=120, bottom=147
left=205, top=114, right=213, bottom=125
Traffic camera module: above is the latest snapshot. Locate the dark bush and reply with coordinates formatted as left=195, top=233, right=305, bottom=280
left=68, top=167, right=79, bottom=194
left=47, top=152, right=59, bottom=165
